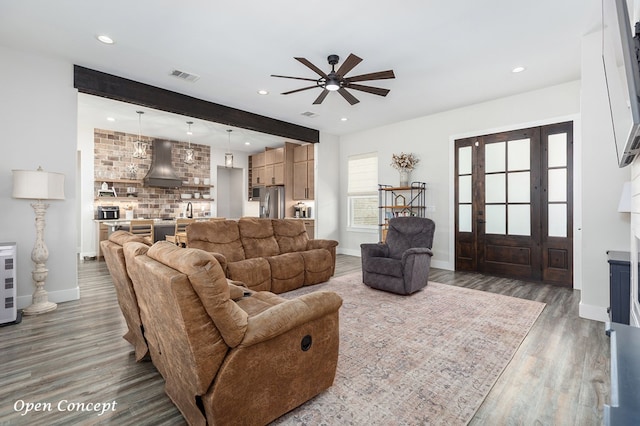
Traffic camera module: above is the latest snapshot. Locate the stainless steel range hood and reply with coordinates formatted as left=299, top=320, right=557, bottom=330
left=143, top=140, right=183, bottom=188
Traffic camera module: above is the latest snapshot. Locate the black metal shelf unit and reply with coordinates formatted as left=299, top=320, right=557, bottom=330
left=378, top=181, right=426, bottom=241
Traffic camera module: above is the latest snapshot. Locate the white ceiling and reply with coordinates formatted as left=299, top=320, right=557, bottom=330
left=0, top=1, right=601, bottom=152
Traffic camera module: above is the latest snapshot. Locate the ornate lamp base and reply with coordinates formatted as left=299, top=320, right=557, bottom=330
left=22, top=300, right=57, bottom=315
left=22, top=200, right=58, bottom=316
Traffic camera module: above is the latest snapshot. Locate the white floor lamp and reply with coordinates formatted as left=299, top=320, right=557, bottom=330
left=12, top=167, right=65, bottom=315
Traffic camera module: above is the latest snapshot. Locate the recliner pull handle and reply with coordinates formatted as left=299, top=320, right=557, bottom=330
left=301, top=335, right=312, bottom=351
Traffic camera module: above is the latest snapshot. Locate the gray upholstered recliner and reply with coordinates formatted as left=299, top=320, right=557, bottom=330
left=360, top=217, right=435, bottom=295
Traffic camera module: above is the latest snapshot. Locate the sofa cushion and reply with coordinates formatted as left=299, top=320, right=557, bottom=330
left=365, top=256, right=404, bottom=278
left=147, top=242, right=248, bottom=348
left=108, top=229, right=151, bottom=246
left=300, top=249, right=334, bottom=285
left=187, top=220, right=246, bottom=263
left=227, top=257, right=272, bottom=292
left=238, top=217, right=280, bottom=259
left=386, top=217, right=435, bottom=260
left=266, top=252, right=305, bottom=293
left=272, top=219, right=309, bottom=253
left=236, top=292, right=286, bottom=316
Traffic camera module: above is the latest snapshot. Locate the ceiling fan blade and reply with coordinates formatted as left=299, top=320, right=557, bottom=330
left=347, top=83, right=391, bottom=97
left=312, top=89, right=330, bottom=104
left=295, top=57, right=329, bottom=79
left=345, top=70, right=395, bottom=83
left=338, top=88, right=360, bottom=105
left=282, top=85, right=318, bottom=95
left=336, top=53, right=362, bottom=77
left=271, top=74, right=319, bottom=82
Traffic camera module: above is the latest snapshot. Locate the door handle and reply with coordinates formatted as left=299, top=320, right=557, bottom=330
left=477, top=220, right=486, bottom=224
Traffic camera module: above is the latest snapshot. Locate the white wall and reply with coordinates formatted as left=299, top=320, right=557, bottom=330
left=0, top=46, right=79, bottom=308
left=338, top=81, right=582, bottom=269
left=77, top=114, right=97, bottom=258
left=580, top=30, right=631, bottom=322
left=216, top=166, right=244, bottom=218
left=316, top=134, right=340, bottom=241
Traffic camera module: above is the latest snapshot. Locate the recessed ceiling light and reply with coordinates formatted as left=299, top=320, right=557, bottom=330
left=512, top=66, right=525, bottom=73
left=257, top=90, right=269, bottom=95
left=106, top=117, right=115, bottom=122
left=340, top=117, right=348, bottom=122
left=96, top=35, right=114, bottom=45
left=245, top=142, right=251, bottom=146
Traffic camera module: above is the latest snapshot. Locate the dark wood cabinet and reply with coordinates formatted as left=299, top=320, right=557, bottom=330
left=608, top=250, right=632, bottom=325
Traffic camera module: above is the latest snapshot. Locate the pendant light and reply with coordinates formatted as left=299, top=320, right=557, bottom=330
left=132, top=111, right=147, bottom=159
left=225, top=129, right=234, bottom=168
left=184, top=121, right=194, bottom=164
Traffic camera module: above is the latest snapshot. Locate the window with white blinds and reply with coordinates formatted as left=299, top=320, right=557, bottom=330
left=348, top=152, right=378, bottom=228
left=348, top=152, right=378, bottom=194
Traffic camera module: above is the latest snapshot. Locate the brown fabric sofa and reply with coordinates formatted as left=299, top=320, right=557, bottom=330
left=99, top=231, right=152, bottom=361
left=124, top=241, right=343, bottom=426
left=186, top=218, right=338, bottom=293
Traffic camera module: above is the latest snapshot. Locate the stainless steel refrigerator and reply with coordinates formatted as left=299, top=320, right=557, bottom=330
left=259, top=186, right=285, bottom=218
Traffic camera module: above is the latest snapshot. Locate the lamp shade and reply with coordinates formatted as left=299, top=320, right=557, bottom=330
left=12, top=168, right=65, bottom=200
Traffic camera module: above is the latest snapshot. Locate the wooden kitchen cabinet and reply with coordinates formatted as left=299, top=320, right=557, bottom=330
left=293, top=143, right=314, bottom=162
left=96, top=222, right=109, bottom=260
left=252, top=166, right=265, bottom=186
left=293, top=144, right=314, bottom=200
left=265, top=147, right=284, bottom=165
left=302, top=219, right=315, bottom=237
left=265, top=163, right=284, bottom=185
left=251, top=152, right=266, bottom=186
left=264, top=147, right=285, bottom=185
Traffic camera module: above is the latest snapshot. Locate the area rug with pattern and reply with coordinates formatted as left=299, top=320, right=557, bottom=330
left=273, top=272, right=545, bottom=425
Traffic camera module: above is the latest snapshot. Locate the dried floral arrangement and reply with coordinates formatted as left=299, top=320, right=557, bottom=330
left=391, top=152, right=419, bottom=171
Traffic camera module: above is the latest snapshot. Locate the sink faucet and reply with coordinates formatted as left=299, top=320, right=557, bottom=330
left=186, top=202, right=193, bottom=218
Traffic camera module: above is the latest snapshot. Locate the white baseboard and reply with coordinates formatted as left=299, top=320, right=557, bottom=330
left=431, top=260, right=452, bottom=270
left=578, top=301, right=609, bottom=323
left=17, top=286, right=81, bottom=309
left=338, top=248, right=361, bottom=257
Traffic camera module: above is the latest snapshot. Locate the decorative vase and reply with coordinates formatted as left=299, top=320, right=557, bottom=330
left=399, top=169, right=410, bottom=187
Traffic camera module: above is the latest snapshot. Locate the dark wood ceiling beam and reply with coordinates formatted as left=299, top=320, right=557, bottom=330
left=73, top=65, right=319, bottom=143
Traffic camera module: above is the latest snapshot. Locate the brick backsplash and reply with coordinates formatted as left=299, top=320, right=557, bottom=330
left=94, top=129, right=211, bottom=219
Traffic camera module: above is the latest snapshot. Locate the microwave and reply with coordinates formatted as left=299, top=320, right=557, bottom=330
left=251, top=186, right=263, bottom=200
left=97, top=206, right=120, bottom=220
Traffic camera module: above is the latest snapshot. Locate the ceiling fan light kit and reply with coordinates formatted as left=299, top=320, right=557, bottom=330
left=271, top=53, right=395, bottom=105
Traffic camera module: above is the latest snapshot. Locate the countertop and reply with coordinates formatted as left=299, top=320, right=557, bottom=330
left=95, top=218, right=213, bottom=227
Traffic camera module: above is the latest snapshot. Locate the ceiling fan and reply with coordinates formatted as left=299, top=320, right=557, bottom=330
left=271, top=53, right=395, bottom=105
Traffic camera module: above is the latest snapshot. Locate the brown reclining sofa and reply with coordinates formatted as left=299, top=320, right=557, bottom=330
left=186, top=217, right=338, bottom=293
left=100, top=232, right=158, bottom=365
left=123, top=241, right=343, bottom=426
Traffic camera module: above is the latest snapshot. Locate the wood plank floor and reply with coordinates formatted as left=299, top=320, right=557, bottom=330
left=0, top=255, right=609, bottom=425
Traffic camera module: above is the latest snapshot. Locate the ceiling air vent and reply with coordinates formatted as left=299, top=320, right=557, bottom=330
left=301, top=111, right=318, bottom=118
left=169, top=69, right=200, bottom=83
